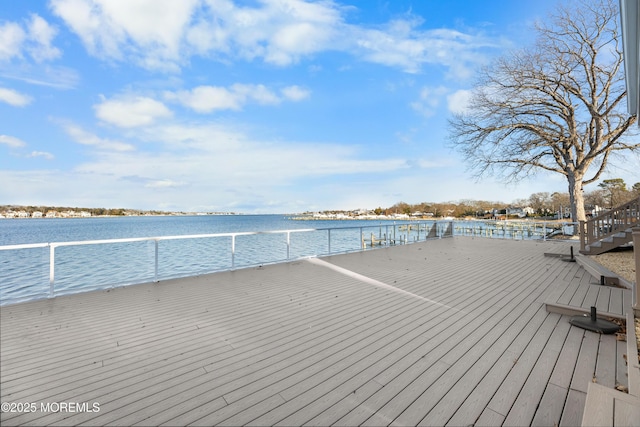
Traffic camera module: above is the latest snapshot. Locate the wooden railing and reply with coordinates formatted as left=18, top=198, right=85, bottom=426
left=579, top=196, right=640, bottom=252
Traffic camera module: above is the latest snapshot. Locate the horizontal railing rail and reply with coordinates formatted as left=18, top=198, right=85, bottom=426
left=0, top=219, right=576, bottom=305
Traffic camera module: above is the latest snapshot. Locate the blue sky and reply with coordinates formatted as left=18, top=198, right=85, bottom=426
left=1, top=0, right=638, bottom=213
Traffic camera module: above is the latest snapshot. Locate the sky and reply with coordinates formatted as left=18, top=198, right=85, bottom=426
left=1, top=0, right=639, bottom=214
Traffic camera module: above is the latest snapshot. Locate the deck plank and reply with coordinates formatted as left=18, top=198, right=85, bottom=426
left=571, top=331, right=600, bottom=394
left=501, top=317, right=571, bottom=426
left=608, top=287, right=623, bottom=315
left=560, top=389, right=587, bottom=427
left=595, top=286, right=611, bottom=313
left=2, top=237, right=629, bottom=427
left=595, top=334, right=618, bottom=388
left=616, top=339, right=629, bottom=390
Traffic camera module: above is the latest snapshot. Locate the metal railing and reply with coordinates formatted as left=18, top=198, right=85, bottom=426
left=0, top=219, right=578, bottom=305
left=452, top=220, right=577, bottom=240
left=0, top=221, right=454, bottom=303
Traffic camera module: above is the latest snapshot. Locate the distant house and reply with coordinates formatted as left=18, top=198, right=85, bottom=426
left=504, top=207, right=535, bottom=218
left=32, top=211, right=43, bottom=218
left=391, top=213, right=410, bottom=219
left=585, top=205, right=604, bottom=218
left=46, top=211, right=58, bottom=218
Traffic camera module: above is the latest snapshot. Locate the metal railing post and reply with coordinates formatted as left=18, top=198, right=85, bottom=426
left=286, top=231, right=291, bottom=259
left=231, top=234, right=236, bottom=269
left=328, top=229, right=331, bottom=254
left=49, top=244, right=55, bottom=298
left=154, top=240, right=159, bottom=282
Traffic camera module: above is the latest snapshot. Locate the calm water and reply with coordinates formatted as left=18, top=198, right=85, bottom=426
left=0, top=215, right=423, bottom=305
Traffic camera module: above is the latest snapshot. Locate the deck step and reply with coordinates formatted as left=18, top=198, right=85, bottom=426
left=581, top=229, right=634, bottom=255
left=575, top=255, right=632, bottom=289
left=581, top=383, right=640, bottom=427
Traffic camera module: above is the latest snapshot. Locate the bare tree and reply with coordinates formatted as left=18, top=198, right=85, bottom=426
left=449, top=0, right=638, bottom=222
left=528, top=192, right=552, bottom=214
left=598, top=177, right=628, bottom=207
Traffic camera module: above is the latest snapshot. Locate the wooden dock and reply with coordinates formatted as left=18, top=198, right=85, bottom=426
left=1, top=237, right=636, bottom=426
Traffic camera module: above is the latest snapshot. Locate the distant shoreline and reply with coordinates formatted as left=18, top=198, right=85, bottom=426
left=0, top=208, right=240, bottom=219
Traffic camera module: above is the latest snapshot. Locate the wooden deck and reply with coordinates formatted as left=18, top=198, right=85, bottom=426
left=0, top=237, right=635, bottom=426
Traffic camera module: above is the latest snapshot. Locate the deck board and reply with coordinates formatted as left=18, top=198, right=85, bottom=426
left=0, top=237, right=632, bottom=426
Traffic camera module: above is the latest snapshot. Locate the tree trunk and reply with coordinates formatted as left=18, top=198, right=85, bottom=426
left=567, top=173, right=586, bottom=222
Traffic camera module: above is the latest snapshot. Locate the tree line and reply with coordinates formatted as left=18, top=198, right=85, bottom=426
left=375, top=179, right=640, bottom=219
left=0, top=205, right=171, bottom=217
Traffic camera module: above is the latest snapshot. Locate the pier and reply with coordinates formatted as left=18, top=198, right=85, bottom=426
left=1, top=237, right=637, bottom=426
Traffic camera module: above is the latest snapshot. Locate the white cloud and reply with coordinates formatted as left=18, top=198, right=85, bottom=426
left=50, top=0, right=198, bottom=71
left=350, top=19, right=497, bottom=77
left=410, top=85, right=448, bottom=117
left=62, top=123, right=136, bottom=151
left=0, top=15, right=72, bottom=89
left=233, top=84, right=281, bottom=105
left=49, top=0, right=498, bottom=76
left=63, top=120, right=409, bottom=209
left=0, top=22, right=26, bottom=61
left=0, top=15, right=61, bottom=63
left=26, top=14, right=61, bottom=62
left=94, top=96, right=172, bottom=128
left=165, top=86, right=244, bottom=112
left=0, top=87, right=33, bottom=106
left=166, top=83, right=305, bottom=113
left=28, top=151, right=55, bottom=160
left=266, top=21, right=337, bottom=65
left=145, top=179, right=183, bottom=188
left=0, top=135, right=27, bottom=148
left=447, top=89, right=472, bottom=114
left=281, top=85, right=310, bottom=101
left=0, top=135, right=54, bottom=160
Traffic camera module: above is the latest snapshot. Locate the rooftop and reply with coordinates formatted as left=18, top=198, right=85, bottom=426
left=0, top=237, right=636, bottom=426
